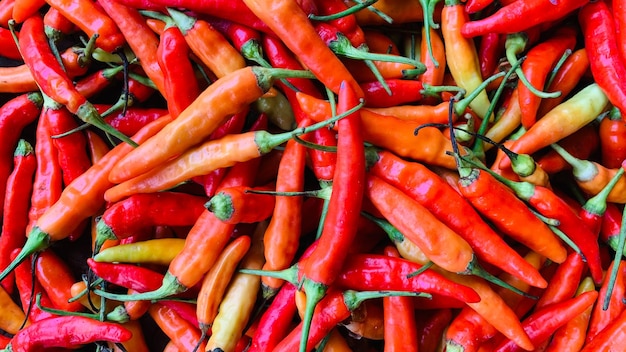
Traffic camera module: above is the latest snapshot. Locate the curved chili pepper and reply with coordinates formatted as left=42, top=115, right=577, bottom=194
left=11, top=0, right=44, bottom=23
left=108, top=66, right=314, bottom=184
left=27, top=101, right=63, bottom=235
left=94, top=191, right=207, bottom=253
left=149, top=303, right=206, bottom=352
left=43, top=6, right=76, bottom=40
left=167, top=8, right=245, bottom=78
left=535, top=253, right=585, bottom=310
left=461, top=0, right=589, bottom=37
left=261, top=119, right=308, bottom=296
left=97, top=106, right=169, bottom=137
left=518, top=26, right=577, bottom=129
left=46, top=105, right=91, bottom=186
left=579, top=0, right=626, bottom=116
left=478, top=32, right=504, bottom=80
left=494, top=291, right=598, bottom=352
left=312, top=0, right=365, bottom=46
left=0, top=65, right=40, bottom=93
left=97, top=0, right=166, bottom=95
left=248, top=282, right=298, bottom=352
left=18, top=15, right=135, bottom=146
left=0, top=269, right=28, bottom=334
left=416, top=308, right=452, bottom=352
left=155, top=24, right=200, bottom=118
left=586, top=260, right=626, bottom=344
left=0, top=140, right=35, bottom=294
left=419, top=26, right=446, bottom=87
left=197, top=235, right=250, bottom=339
left=93, top=238, right=186, bottom=266
left=0, top=93, right=42, bottom=220
left=206, top=222, right=265, bottom=352
left=600, top=202, right=625, bottom=256
left=0, top=115, right=172, bottom=284
left=499, top=83, right=609, bottom=170
left=45, top=0, right=125, bottom=52
left=335, top=252, right=480, bottom=303
left=544, top=277, right=595, bottom=351
left=242, top=0, right=364, bottom=97
left=580, top=303, right=626, bottom=351
left=442, top=0, right=492, bottom=121
left=0, top=0, right=16, bottom=26
left=34, top=249, right=83, bottom=312
left=359, top=79, right=458, bottom=108
left=4, top=315, right=132, bottom=351
left=536, top=48, right=589, bottom=119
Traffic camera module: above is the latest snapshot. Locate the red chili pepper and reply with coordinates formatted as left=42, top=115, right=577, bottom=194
left=534, top=253, right=585, bottom=310
left=0, top=93, right=42, bottom=219
left=493, top=291, right=598, bottom=352
left=420, top=27, right=446, bottom=87
left=18, top=15, right=136, bottom=146
left=536, top=48, right=590, bottom=119
left=614, top=0, right=626, bottom=65
left=587, top=260, right=626, bottom=343
left=478, top=32, right=504, bottom=80
left=0, top=0, right=14, bottom=27
left=295, top=80, right=365, bottom=352
left=600, top=202, right=624, bottom=255
left=335, top=253, right=480, bottom=303
left=13, top=251, right=56, bottom=322
left=97, top=106, right=169, bottom=137
left=206, top=183, right=276, bottom=224
left=579, top=0, right=626, bottom=116
left=45, top=0, right=126, bottom=52
left=518, top=26, right=578, bottom=129
left=599, top=107, right=626, bottom=169
left=4, top=316, right=132, bottom=351
left=98, top=0, right=166, bottom=96
left=27, top=102, right=63, bottom=235
left=465, top=0, right=494, bottom=13
left=157, top=24, right=200, bottom=118
left=74, top=66, right=124, bottom=99
left=45, top=105, right=91, bottom=186
left=359, top=79, right=456, bottom=108
left=0, top=27, right=22, bottom=60
left=93, top=192, right=208, bottom=253
left=416, top=308, right=453, bottom=352
left=311, top=0, right=365, bottom=46
left=243, top=0, right=364, bottom=97
left=43, top=6, right=77, bottom=40
left=581, top=305, right=626, bottom=351
left=248, top=283, right=298, bottom=352
left=34, top=249, right=83, bottom=312
left=150, top=303, right=206, bottom=352
left=461, top=0, right=590, bottom=37
left=0, top=141, right=35, bottom=295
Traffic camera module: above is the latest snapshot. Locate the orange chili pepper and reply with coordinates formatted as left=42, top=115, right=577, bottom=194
left=196, top=235, right=251, bottom=336
left=0, top=282, right=27, bottom=335
left=35, top=250, right=83, bottom=312
left=420, top=26, right=446, bottom=87
left=149, top=303, right=206, bottom=352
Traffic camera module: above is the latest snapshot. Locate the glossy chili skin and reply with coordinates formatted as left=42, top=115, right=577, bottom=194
left=600, top=108, right=626, bottom=169
left=0, top=140, right=35, bottom=294
left=157, top=25, right=200, bottom=118
left=0, top=93, right=43, bottom=219
left=461, top=0, right=590, bottom=37
left=6, top=316, right=132, bottom=351
left=579, top=0, right=626, bottom=115
left=248, top=283, right=299, bottom=352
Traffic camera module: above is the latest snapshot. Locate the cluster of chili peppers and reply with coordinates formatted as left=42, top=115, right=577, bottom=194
left=1, top=0, right=626, bottom=351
